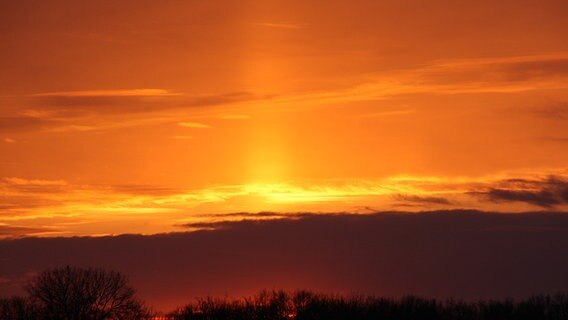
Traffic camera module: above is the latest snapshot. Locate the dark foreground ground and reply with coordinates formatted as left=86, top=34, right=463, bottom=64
left=167, top=290, right=568, bottom=320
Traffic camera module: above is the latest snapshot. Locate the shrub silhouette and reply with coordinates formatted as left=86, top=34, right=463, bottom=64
left=23, top=266, right=151, bottom=320
left=168, top=290, right=568, bottom=320
left=0, top=297, right=39, bottom=320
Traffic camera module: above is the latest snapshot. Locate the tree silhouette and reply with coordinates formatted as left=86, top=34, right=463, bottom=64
left=25, top=266, right=150, bottom=320
left=168, top=290, right=568, bottom=320
left=0, top=297, right=39, bottom=320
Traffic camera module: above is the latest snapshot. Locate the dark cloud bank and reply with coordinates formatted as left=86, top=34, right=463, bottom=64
left=2, top=211, right=568, bottom=311
left=477, top=176, right=568, bottom=208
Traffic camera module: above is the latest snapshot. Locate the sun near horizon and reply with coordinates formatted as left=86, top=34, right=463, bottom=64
left=1, top=1, right=567, bottom=237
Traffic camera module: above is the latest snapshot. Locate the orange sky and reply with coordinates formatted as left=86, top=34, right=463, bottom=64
left=1, top=0, right=568, bottom=237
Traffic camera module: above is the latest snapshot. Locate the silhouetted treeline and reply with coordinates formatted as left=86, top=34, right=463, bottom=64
left=167, top=290, right=568, bottom=320
left=0, top=266, right=152, bottom=320
left=3, top=269, right=568, bottom=320
left=0, top=297, right=39, bottom=320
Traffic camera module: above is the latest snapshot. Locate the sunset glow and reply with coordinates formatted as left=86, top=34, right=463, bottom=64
left=1, top=1, right=567, bottom=238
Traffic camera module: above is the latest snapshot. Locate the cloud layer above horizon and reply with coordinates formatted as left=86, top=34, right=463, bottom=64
left=2, top=211, right=568, bottom=311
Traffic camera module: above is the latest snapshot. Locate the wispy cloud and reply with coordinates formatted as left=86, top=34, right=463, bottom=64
left=412, top=54, right=568, bottom=93
left=1, top=90, right=259, bottom=133
left=255, top=52, right=568, bottom=111
left=31, top=89, right=182, bottom=97
left=5, top=53, right=565, bottom=135
left=28, top=88, right=183, bottom=114
left=218, top=114, right=251, bottom=120
left=541, top=137, right=568, bottom=143
left=4, top=177, right=67, bottom=186
left=2, top=169, right=567, bottom=237
left=255, top=22, right=304, bottom=29
left=0, top=116, right=57, bottom=133
left=0, top=224, right=55, bottom=238
left=357, top=109, right=415, bottom=118
left=178, top=122, right=211, bottom=129
left=532, top=102, right=568, bottom=120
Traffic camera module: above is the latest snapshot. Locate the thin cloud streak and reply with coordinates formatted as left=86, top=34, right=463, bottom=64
left=276, top=53, right=568, bottom=104
left=255, top=22, right=304, bottom=29
left=0, top=225, right=55, bottom=238
left=356, top=109, right=415, bottom=118
left=212, top=52, right=568, bottom=118
left=178, top=122, right=211, bottom=129
left=0, top=91, right=259, bottom=133
left=30, top=89, right=182, bottom=97
left=2, top=53, right=566, bottom=134
left=218, top=114, right=251, bottom=120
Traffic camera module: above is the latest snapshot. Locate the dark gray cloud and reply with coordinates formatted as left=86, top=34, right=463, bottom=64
left=393, top=194, right=452, bottom=205
left=214, top=211, right=292, bottom=218
left=2, top=210, right=568, bottom=312
left=476, top=176, right=568, bottom=208
left=182, top=212, right=345, bottom=229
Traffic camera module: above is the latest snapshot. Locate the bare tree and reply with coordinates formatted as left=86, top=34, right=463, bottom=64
left=26, top=266, right=151, bottom=320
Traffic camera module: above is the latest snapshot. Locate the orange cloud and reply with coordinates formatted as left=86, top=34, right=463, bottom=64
left=178, top=122, right=211, bottom=129
left=1, top=0, right=568, bottom=239
left=1, top=169, right=567, bottom=238
left=255, top=22, right=304, bottom=29
left=30, top=89, right=182, bottom=97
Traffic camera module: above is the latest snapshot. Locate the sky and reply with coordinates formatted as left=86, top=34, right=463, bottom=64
left=1, top=0, right=568, bottom=311
left=1, top=0, right=568, bottom=237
